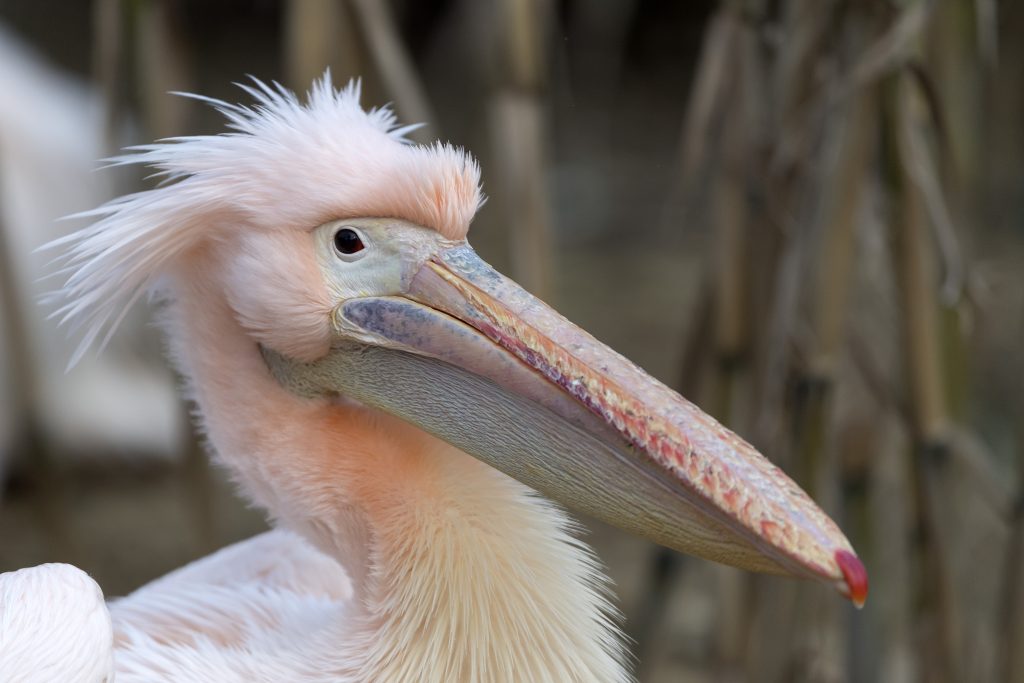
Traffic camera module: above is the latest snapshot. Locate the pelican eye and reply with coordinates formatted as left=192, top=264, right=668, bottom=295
left=333, top=227, right=366, bottom=260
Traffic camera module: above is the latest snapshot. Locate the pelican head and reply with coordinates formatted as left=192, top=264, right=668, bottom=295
left=54, top=75, right=865, bottom=626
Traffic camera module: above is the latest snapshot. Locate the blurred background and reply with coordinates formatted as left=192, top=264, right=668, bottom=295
left=0, top=0, right=1021, bottom=681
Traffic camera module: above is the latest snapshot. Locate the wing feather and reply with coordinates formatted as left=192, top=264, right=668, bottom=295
left=109, top=529, right=357, bottom=681
left=0, top=563, right=113, bottom=682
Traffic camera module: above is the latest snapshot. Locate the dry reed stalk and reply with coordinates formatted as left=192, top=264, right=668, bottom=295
left=923, top=4, right=980, bottom=428
left=285, top=0, right=365, bottom=93
left=676, top=8, right=739, bottom=192
left=849, top=0, right=930, bottom=93
left=996, top=312, right=1024, bottom=682
left=927, top=0, right=980, bottom=223
left=0, top=157, right=39, bottom=461
left=0, top=160, right=40, bottom=471
left=798, top=85, right=878, bottom=683
left=92, top=0, right=125, bottom=152
left=794, top=85, right=875, bottom=484
left=772, top=0, right=830, bottom=161
left=348, top=0, right=436, bottom=142
left=753, top=5, right=860, bottom=676
left=135, top=0, right=191, bottom=140
left=806, top=89, right=875, bottom=390
left=676, top=285, right=716, bottom=400
left=998, top=447, right=1024, bottom=682
left=709, top=41, right=750, bottom=402
left=745, top=0, right=822, bottom=471
left=890, top=72, right=962, bottom=683
left=0, top=159, right=75, bottom=559
left=705, top=27, right=760, bottom=678
left=488, top=98, right=553, bottom=298
left=885, top=0, right=959, bottom=592
left=665, top=3, right=739, bottom=396
left=486, top=0, right=554, bottom=298
left=129, top=0, right=218, bottom=552
left=849, top=329, right=1012, bottom=521
left=900, top=67, right=964, bottom=308
left=973, top=0, right=998, bottom=66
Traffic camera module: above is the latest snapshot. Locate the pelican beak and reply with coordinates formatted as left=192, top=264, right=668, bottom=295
left=266, top=243, right=867, bottom=606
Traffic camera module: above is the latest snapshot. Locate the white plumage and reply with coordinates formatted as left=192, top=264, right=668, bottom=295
left=0, top=563, right=113, bottom=682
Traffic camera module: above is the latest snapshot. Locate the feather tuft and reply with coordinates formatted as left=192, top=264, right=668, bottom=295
left=46, top=72, right=483, bottom=365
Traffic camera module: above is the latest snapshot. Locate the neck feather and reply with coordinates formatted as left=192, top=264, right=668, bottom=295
left=165, top=270, right=629, bottom=682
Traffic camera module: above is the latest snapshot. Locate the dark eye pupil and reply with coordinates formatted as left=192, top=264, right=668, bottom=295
left=334, top=228, right=364, bottom=255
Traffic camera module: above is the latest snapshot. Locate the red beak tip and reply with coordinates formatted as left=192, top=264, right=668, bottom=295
left=835, top=549, right=868, bottom=608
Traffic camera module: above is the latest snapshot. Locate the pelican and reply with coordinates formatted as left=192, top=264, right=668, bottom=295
left=0, top=74, right=866, bottom=682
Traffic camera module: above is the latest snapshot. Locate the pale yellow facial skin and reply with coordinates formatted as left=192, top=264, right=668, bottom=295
left=314, top=218, right=455, bottom=304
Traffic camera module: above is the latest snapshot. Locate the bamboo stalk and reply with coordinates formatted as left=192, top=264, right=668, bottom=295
left=284, top=0, right=363, bottom=92
left=997, top=450, right=1024, bottom=683
left=749, top=4, right=856, bottom=675
left=791, top=82, right=876, bottom=515
left=807, top=88, right=876, bottom=394
left=848, top=0, right=931, bottom=93
left=676, top=283, right=716, bottom=399
left=134, top=0, right=191, bottom=140
left=895, top=86, right=947, bottom=452
left=799, top=83, right=878, bottom=683
left=348, top=0, right=437, bottom=141
left=710, top=68, right=749, bottom=389
left=676, top=8, right=739, bottom=191
left=0, top=152, right=76, bottom=561
left=923, top=3, right=978, bottom=427
left=848, top=329, right=1013, bottom=520
left=996, top=331, right=1024, bottom=682
left=487, top=0, right=554, bottom=299
left=927, top=0, right=980, bottom=224
left=0, top=167, right=39, bottom=468
left=706, top=32, right=756, bottom=678
left=92, top=0, right=125, bottom=153
left=888, top=71, right=962, bottom=683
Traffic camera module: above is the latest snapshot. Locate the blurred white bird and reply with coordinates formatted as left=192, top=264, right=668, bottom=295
left=0, top=23, right=183, bottom=481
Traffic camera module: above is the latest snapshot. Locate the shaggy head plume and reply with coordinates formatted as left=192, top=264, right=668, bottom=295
left=47, top=73, right=483, bottom=365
